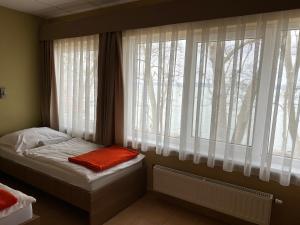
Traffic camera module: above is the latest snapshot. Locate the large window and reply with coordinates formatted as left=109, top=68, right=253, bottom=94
left=54, top=35, right=99, bottom=140
left=123, top=11, right=300, bottom=186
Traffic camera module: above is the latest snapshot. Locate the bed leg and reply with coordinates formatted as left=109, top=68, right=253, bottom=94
left=89, top=211, right=107, bottom=225
left=89, top=214, right=98, bottom=225
left=88, top=166, right=147, bottom=225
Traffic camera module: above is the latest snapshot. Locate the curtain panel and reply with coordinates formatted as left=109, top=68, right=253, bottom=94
left=41, top=40, right=59, bottom=130
left=95, top=32, right=124, bottom=146
left=123, top=9, right=300, bottom=186
left=53, top=35, right=99, bottom=141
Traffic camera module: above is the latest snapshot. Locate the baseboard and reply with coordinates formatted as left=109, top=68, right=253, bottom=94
left=150, top=190, right=256, bottom=225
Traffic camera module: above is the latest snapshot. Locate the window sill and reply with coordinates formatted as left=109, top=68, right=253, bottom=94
left=127, top=140, right=300, bottom=186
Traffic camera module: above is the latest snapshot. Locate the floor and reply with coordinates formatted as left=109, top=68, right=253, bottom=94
left=104, top=194, right=225, bottom=225
left=1, top=174, right=225, bottom=225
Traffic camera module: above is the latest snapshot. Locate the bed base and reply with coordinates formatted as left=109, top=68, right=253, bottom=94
left=0, top=156, right=147, bottom=225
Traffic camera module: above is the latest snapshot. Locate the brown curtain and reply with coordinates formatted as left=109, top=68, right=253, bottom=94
left=96, top=32, right=124, bottom=146
left=40, top=40, right=59, bottom=130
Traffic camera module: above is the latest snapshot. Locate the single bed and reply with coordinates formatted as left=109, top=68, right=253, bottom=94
left=0, top=183, right=40, bottom=225
left=0, top=138, right=145, bottom=191
left=0, top=128, right=146, bottom=225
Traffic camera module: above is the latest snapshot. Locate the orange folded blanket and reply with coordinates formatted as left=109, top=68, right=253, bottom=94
left=0, top=189, right=18, bottom=210
left=68, top=146, right=139, bottom=172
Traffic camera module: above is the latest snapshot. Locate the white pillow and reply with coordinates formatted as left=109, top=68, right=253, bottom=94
left=0, top=127, right=71, bottom=153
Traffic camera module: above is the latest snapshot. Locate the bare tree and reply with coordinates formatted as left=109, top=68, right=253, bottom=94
left=282, top=31, right=300, bottom=157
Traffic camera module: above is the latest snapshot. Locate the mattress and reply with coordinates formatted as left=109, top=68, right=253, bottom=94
left=0, top=142, right=144, bottom=191
left=0, top=204, right=33, bottom=225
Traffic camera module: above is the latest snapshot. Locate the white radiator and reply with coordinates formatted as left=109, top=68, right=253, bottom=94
left=153, top=165, right=273, bottom=225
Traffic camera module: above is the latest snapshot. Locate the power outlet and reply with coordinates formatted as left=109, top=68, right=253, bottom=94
left=0, top=87, right=6, bottom=99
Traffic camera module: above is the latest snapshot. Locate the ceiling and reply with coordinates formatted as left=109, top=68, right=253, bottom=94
left=0, top=0, right=139, bottom=18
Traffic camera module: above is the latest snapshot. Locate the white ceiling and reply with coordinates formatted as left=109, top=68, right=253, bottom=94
left=0, top=0, right=139, bottom=18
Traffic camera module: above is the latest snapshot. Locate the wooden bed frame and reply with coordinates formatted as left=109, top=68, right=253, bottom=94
left=0, top=156, right=147, bottom=225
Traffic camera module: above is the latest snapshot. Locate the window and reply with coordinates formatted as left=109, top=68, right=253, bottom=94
left=123, top=11, right=300, bottom=186
left=54, top=35, right=99, bottom=140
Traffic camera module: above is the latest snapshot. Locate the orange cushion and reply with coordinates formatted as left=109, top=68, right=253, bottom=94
left=68, top=146, right=139, bottom=172
left=0, top=189, right=18, bottom=210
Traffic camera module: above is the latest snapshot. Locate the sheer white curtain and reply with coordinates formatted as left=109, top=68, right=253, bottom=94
left=123, top=10, right=300, bottom=186
left=54, top=35, right=99, bottom=141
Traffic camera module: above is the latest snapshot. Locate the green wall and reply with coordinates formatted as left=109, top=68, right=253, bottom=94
left=0, top=6, right=42, bottom=136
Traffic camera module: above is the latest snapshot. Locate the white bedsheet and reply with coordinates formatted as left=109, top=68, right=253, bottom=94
left=0, top=204, right=33, bottom=225
left=23, top=138, right=144, bottom=182
left=0, top=183, right=35, bottom=219
left=0, top=138, right=144, bottom=191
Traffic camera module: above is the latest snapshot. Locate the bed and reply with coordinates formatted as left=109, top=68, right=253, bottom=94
left=0, top=128, right=146, bottom=225
left=0, top=183, right=40, bottom=225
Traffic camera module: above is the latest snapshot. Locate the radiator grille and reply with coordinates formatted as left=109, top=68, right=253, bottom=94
left=153, top=165, right=273, bottom=225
